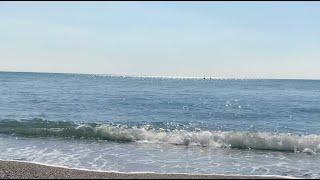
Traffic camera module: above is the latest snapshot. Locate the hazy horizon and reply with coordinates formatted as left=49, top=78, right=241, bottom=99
left=2, top=70, right=320, bottom=80
left=1, top=2, right=320, bottom=79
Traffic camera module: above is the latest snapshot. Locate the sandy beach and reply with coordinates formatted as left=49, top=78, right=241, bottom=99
left=0, top=160, right=295, bottom=179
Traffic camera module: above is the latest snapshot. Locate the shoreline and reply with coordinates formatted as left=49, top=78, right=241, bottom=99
left=0, top=160, right=296, bottom=179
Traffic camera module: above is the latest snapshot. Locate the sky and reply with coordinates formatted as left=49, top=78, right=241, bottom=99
left=0, top=2, right=320, bottom=79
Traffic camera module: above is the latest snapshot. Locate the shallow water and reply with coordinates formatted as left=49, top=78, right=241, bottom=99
left=1, top=72, right=320, bottom=178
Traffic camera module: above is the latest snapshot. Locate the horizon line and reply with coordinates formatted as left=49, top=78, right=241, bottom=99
left=1, top=70, right=320, bottom=81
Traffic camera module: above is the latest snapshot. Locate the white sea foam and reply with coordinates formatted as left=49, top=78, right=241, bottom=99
left=125, top=128, right=320, bottom=153
left=1, top=119, right=320, bottom=154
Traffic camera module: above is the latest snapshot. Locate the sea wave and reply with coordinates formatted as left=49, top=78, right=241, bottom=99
left=1, top=119, right=320, bottom=154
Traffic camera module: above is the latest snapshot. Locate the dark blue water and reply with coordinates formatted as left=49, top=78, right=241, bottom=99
left=1, top=71, right=320, bottom=133
left=1, top=71, right=320, bottom=178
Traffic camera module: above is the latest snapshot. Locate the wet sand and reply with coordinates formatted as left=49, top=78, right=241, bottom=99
left=0, top=160, right=294, bottom=179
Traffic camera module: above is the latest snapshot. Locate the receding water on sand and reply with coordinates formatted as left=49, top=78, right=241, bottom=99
left=0, top=135, right=319, bottom=178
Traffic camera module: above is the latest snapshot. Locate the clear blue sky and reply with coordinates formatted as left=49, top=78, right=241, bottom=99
left=0, top=2, right=320, bottom=79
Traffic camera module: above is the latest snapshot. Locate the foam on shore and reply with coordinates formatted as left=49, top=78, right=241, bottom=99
left=0, top=160, right=296, bottom=179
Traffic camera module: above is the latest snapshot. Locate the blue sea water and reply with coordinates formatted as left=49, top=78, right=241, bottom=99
left=1, top=71, right=320, bottom=178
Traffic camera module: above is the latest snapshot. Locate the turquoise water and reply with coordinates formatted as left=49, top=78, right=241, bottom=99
left=1, top=71, right=320, bottom=178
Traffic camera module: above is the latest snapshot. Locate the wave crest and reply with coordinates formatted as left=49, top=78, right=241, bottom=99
left=1, top=119, right=320, bottom=154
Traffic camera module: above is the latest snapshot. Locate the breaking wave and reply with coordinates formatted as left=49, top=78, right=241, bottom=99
left=1, top=119, right=320, bottom=154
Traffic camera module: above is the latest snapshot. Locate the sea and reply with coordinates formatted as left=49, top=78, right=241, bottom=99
left=1, top=71, right=320, bottom=178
